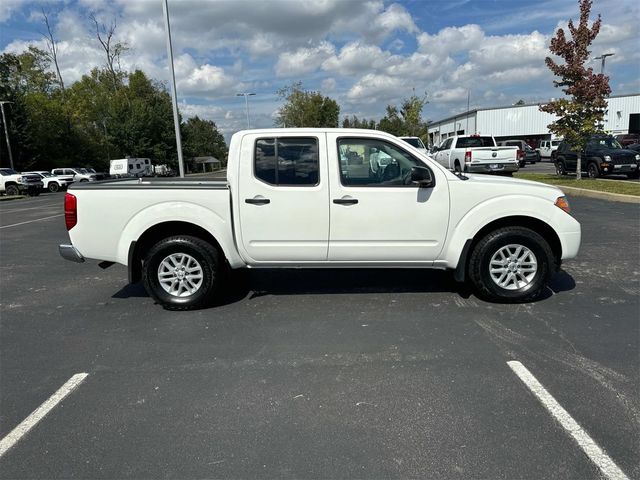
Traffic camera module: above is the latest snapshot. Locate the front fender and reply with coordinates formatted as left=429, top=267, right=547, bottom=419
left=115, top=201, right=244, bottom=268
left=440, top=194, right=577, bottom=268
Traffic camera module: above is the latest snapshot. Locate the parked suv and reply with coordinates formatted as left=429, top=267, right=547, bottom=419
left=615, top=133, right=640, bottom=147
left=555, top=135, right=640, bottom=178
left=51, top=167, right=98, bottom=182
left=537, top=139, right=562, bottom=159
left=23, top=171, right=73, bottom=193
left=497, top=140, right=539, bottom=167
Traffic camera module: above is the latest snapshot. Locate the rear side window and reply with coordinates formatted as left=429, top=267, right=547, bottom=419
left=254, top=137, right=319, bottom=186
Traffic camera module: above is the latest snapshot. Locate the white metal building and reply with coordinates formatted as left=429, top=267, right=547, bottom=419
left=428, top=93, right=640, bottom=147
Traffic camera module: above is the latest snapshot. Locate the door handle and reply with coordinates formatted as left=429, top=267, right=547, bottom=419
left=245, top=197, right=270, bottom=205
left=333, top=197, right=358, bottom=205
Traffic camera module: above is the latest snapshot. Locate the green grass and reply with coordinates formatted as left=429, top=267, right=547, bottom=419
left=514, top=173, right=640, bottom=196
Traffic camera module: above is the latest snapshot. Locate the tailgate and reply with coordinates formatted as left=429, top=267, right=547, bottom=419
left=469, top=147, right=517, bottom=163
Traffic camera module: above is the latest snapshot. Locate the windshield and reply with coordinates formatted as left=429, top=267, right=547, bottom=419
left=401, top=137, right=425, bottom=149
left=588, top=137, right=622, bottom=150
left=79, top=168, right=89, bottom=173
left=551, top=140, right=561, bottom=146
left=0, top=168, right=18, bottom=175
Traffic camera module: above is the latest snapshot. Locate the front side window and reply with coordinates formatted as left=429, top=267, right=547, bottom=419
left=254, top=137, right=319, bottom=186
left=338, top=138, right=425, bottom=187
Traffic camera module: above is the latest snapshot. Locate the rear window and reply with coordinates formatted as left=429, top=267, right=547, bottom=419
left=254, top=137, right=319, bottom=186
left=457, top=137, right=495, bottom=148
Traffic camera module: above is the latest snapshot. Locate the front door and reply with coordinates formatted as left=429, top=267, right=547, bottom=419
left=326, top=134, right=450, bottom=263
left=237, top=133, right=330, bottom=263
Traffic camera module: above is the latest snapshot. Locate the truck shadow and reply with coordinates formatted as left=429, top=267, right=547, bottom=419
left=112, top=268, right=575, bottom=306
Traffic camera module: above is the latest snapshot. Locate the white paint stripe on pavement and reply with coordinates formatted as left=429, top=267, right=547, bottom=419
left=0, top=213, right=63, bottom=229
left=507, top=361, right=629, bottom=480
left=0, top=373, right=88, bottom=458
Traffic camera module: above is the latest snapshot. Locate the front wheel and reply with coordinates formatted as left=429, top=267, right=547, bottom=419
left=468, top=227, right=554, bottom=303
left=142, top=235, right=223, bottom=310
left=5, top=184, right=19, bottom=196
left=555, top=161, right=567, bottom=176
left=587, top=162, right=600, bottom=178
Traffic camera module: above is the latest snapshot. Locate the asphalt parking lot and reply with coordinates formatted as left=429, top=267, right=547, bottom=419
left=0, top=191, right=638, bottom=479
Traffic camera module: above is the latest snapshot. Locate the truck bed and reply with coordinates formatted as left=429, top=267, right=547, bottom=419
left=69, top=177, right=229, bottom=190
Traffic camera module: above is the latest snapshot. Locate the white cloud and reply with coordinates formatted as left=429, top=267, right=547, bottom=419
left=322, top=42, right=390, bottom=76
left=275, top=41, right=335, bottom=77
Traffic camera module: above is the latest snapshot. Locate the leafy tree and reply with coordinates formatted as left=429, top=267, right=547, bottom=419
left=182, top=116, right=228, bottom=165
left=377, top=94, right=429, bottom=142
left=275, top=82, right=340, bottom=128
left=539, top=0, right=610, bottom=179
left=342, top=115, right=376, bottom=129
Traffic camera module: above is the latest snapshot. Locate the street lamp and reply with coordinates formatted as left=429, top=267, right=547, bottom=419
left=236, top=92, right=256, bottom=129
left=162, top=0, right=185, bottom=178
left=0, top=101, right=15, bottom=170
left=594, top=53, right=614, bottom=74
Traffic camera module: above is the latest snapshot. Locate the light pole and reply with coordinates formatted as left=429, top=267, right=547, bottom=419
left=162, top=0, right=185, bottom=178
left=0, top=101, right=15, bottom=170
left=236, top=92, right=256, bottom=129
left=594, top=53, right=614, bottom=74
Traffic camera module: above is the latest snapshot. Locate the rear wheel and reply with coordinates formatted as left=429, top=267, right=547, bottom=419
left=142, top=235, right=223, bottom=310
left=48, top=182, right=60, bottom=193
left=468, top=226, right=554, bottom=303
left=454, top=161, right=462, bottom=173
left=587, top=162, right=600, bottom=178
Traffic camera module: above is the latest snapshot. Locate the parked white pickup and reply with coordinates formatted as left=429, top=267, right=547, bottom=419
left=432, top=135, right=519, bottom=174
left=59, top=128, right=581, bottom=309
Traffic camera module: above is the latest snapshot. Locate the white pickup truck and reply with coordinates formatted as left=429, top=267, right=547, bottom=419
left=59, top=128, right=581, bottom=310
left=432, top=135, right=519, bottom=174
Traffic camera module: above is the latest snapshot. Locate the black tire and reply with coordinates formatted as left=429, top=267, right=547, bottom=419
left=468, top=226, right=554, bottom=303
left=79, top=178, right=88, bottom=182
left=454, top=161, right=462, bottom=173
left=555, top=161, right=567, bottom=176
left=48, top=182, right=60, bottom=193
left=587, top=162, right=600, bottom=178
left=142, top=235, right=223, bottom=310
left=5, top=184, right=19, bottom=196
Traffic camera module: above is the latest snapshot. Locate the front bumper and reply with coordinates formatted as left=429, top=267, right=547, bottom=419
left=466, top=163, right=519, bottom=173
left=59, top=244, right=85, bottom=263
left=601, top=163, right=637, bottom=175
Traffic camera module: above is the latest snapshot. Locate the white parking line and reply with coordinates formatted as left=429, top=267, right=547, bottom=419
left=0, top=205, right=61, bottom=214
left=0, top=214, right=64, bottom=229
left=507, top=361, right=629, bottom=480
left=0, top=373, right=88, bottom=458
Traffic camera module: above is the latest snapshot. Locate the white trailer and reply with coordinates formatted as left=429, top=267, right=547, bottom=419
left=109, top=158, right=153, bottom=177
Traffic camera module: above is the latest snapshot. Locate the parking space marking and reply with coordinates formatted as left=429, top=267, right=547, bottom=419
left=0, top=373, right=88, bottom=458
left=507, top=361, right=629, bottom=480
left=0, top=214, right=64, bottom=229
left=0, top=205, right=61, bottom=214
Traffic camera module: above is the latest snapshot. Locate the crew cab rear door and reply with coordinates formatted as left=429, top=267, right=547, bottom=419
left=326, top=133, right=449, bottom=262
left=237, top=133, right=330, bottom=262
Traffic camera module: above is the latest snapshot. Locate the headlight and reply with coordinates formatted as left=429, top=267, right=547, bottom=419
left=603, top=155, right=611, bottom=162
left=635, top=154, right=640, bottom=161
left=19, top=176, right=28, bottom=184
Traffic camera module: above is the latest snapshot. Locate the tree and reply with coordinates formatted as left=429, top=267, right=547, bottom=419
left=376, top=93, right=429, bottom=142
left=182, top=116, right=228, bottom=165
left=342, top=115, right=376, bottom=129
left=539, top=0, right=610, bottom=179
left=275, top=82, right=340, bottom=128
left=90, top=13, right=129, bottom=91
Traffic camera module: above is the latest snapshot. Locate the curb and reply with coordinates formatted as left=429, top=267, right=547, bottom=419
left=557, top=185, right=640, bottom=204
left=0, top=195, right=26, bottom=202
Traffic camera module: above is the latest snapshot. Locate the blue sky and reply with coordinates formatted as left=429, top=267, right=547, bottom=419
left=1, top=0, right=639, bottom=139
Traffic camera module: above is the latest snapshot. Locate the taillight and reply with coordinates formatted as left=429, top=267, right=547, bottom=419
left=517, top=149, right=524, bottom=159
left=464, top=151, right=472, bottom=163
left=64, top=193, right=77, bottom=230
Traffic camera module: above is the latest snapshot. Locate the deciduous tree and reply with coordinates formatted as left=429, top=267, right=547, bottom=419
left=539, top=0, right=610, bottom=179
left=275, top=82, right=340, bottom=128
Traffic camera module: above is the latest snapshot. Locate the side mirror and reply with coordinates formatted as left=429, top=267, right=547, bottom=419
left=411, top=166, right=435, bottom=188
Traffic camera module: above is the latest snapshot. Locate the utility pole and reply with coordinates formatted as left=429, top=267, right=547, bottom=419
left=594, top=53, right=614, bottom=74
left=466, top=90, right=470, bottom=134
left=0, top=101, right=15, bottom=170
left=236, top=92, right=256, bottom=129
left=162, top=0, right=185, bottom=178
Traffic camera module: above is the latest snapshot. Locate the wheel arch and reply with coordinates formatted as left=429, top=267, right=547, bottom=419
left=452, top=215, right=562, bottom=282
left=127, top=221, right=226, bottom=284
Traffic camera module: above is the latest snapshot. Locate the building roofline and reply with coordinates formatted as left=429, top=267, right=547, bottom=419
left=428, top=92, right=640, bottom=127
